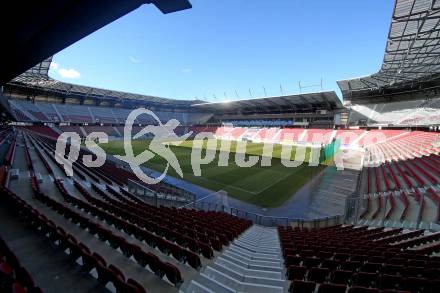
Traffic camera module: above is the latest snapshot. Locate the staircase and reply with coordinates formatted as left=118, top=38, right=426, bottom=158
left=184, top=225, right=287, bottom=293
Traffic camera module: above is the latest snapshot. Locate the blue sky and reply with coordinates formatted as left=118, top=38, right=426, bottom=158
left=49, top=0, right=394, bottom=101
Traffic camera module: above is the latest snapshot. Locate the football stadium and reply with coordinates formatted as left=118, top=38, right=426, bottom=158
left=1, top=0, right=440, bottom=292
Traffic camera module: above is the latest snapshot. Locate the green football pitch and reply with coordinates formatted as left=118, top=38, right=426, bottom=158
left=100, top=139, right=325, bottom=208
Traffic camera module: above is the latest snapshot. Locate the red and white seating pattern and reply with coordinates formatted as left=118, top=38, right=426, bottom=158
left=364, top=131, right=440, bottom=165
left=361, top=151, right=440, bottom=224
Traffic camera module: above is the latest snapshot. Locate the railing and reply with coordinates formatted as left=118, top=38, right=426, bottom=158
left=108, top=152, right=343, bottom=228
left=127, top=179, right=195, bottom=207
left=344, top=196, right=362, bottom=225
left=344, top=163, right=364, bottom=224
left=186, top=200, right=342, bottom=228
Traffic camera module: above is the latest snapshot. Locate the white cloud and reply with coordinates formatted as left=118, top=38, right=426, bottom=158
left=58, top=68, right=81, bottom=79
left=49, top=62, right=59, bottom=71
left=181, top=68, right=192, bottom=73
left=48, top=61, right=81, bottom=79
left=129, top=56, right=141, bottom=64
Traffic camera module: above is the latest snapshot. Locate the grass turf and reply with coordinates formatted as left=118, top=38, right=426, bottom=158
left=100, top=139, right=325, bottom=208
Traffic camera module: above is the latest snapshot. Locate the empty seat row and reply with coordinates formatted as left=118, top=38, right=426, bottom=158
left=0, top=235, right=42, bottom=293
left=287, top=264, right=440, bottom=286
left=72, top=180, right=213, bottom=261
left=0, top=186, right=147, bottom=292
left=4, top=134, right=16, bottom=167
left=290, top=278, right=440, bottom=293
left=280, top=225, right=440, bottom=293
left=29, top=179, right=184, bottom=287
left=29, top=133, right=246, bottom=258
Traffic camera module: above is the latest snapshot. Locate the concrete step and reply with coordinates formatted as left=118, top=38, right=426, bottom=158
left=203, top=266, right=284, bottom=293
left=230, top=243, right=280, bottom=257
left=236, top=234, right=279, bottom=241
left=184, top=225, right=286, bottom=293
left=189, top=273, right=236, bottom=293
left=184, top=280, right=217, bottom=293
left=210, top=263, right=284, bottom=287
left=233, top=243, right=280, bottom=254
left=239, top=233, right=278, bottom=240
left=222, top=250, right=282, bottom=268
left=215, top=257, right=283, bottom=279
left=237, top=236, right=279, bottom=244
left=233, top=241, right=280, bottom=252
left=240, top=231, right=278, bottom=237
left=219, top=254, right=283, bottom=272
left=228, top=246, right=281, bottom=262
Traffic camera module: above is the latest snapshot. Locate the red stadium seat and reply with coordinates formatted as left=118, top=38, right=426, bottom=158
left=321, top=259, right=341, bottom=271
left=81, top=251, right=97, bottom=274
left=287, top=265, right=307, bottom=281
left=309, top=267, right=329, bottom=283
left=127, top=278, right=147, bottom=293
left=168, top=243, right=184, bottom=262
left=289, top=280, right=316, bottom=293
left=348, top=287, right=379, bottom=293
left=331, top=270, right=353, bottom=285
left=15, top=267, right=35, bottom=289
left=341, top=261, right=362, bottom=272
left=317, top=283, right=347, bottom=293
left=162, top=262, right=183, bottom=286
left=353, top=272, right=377, bottom=287
left=286, top=255, right=302, bottom=267
left=361, top=262, right=382, bottom=274
left=303, top=257, right=321, bottom=269
left=403, top=277, right=427, bottom=293
left=402, top=266, right=424, bottom=278
left=185, top=251, right=201, bottom=270
left=0, top=262, right=13, bottom=276
left=334, top=253, right=350, bottom=262
left=198, top=241, right=213, bottom=259
left=379, top=274, right=403, bottom=290
left=382, top=264, right=403, bottom=276
left=12, top=282, right=27, bottom=293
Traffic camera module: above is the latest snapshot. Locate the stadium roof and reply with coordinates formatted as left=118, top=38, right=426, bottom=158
left=0, top=0, right=192, bottom=85
left=9, top=60, right=341, bottom=111
left=191, top=91, right=343, bottom=113
left=7, top=58, right=200, bottom=107
left=338, top=0, right=440, bottom=101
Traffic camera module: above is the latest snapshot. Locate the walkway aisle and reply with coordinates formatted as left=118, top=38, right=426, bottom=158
left=184, top=225, right=287, bottom=293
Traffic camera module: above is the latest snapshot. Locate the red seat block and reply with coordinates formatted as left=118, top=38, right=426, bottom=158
left=163, top=262, right=183, bottom=287
left=318, top=283, right=347, bottom=293
left=289, top=280, right=316, bottom=293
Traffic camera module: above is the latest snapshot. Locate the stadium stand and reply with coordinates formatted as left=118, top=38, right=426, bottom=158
left=57, top=125, right=85, bottom=137
left=348, top=98, right=440, bottom=127
left=364, top=131, right=440, bottom=164
left=82, top=126, right=120, bottom=137
left=21, top=125, right=60, bottom=139
left=2, top=0, right=440, bottom=292
left=0, top=128, right=255, bottom=292
left=279, top=224, right=440, bottom=293
left=224, top=119, right=295, bottom=127
left=0, top=231, right=43, bottom=292
left=3, top=124, right=437, bottom=292
left=7, top=100, right=213, bottom=125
